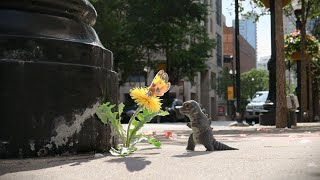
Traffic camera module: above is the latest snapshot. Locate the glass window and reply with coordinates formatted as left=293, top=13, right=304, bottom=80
left=211, top=72, right=216, bottom=90
left=216, top=0, right=221, bottom=26
left=251, top=92, right=269, bottom=103
left=216, top=33, right=222, bottom=67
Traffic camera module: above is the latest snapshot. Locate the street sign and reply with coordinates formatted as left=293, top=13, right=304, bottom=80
left=227, top=86, right=234, bottom=100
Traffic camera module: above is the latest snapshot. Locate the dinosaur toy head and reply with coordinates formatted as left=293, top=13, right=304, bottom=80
left=177, top=100, right=202, bottom=116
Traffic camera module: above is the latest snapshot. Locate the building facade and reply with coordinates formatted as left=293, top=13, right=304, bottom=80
left=257, top=56, right=270, bottom=71
left=238, top=16, right=257, bottom=49
left=283, top=14, right=296, bottom=35
left=177, top=0, right=225, bottom=119
left=257, top=55, right=297, bottom=89
left=223, top=25, right=256, bottom=73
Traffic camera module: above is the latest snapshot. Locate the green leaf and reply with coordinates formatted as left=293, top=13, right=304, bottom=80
left=127, top=110, right=169, bottom=146
left=132, top=134, right=161, bottom=148
left=95, top=102, right=110, bottom=124
left=118, top=103, right=125, bottom=120
left=109, top=147, right=121, bottom=156
left=96, top=102, right=117, bottom=125
left=109, top=146, right=136, bottom=157
left=157, top=111, right=170, bottom=116
left=96, top=102, right=126, bottom=144
left=147, top=137, right=162, bottom=148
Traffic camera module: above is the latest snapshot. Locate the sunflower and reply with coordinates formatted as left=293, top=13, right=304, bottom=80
left=130, top=87, right=162, bottom=112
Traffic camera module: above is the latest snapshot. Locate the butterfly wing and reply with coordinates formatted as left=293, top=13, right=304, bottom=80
left=156, top=82, right=171, bottom=96
left=148, top=70, right=170, bottom=96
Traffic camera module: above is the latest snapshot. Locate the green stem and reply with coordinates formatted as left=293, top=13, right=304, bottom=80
left=125, top=106, right=143, bottom=147
left=117, top=125, right=126, bottom=146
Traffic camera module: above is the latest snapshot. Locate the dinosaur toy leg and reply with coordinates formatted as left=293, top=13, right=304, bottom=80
left=186, top=133, right=196, bottom=151
left=199, top=132, right=214, bottom=151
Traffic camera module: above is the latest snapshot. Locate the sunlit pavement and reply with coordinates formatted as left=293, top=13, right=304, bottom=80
left=1, top=121, right=320, bottom=180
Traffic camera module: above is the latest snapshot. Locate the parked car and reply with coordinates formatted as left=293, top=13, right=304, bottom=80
left=161, top=98, right=207, bottom=122
left=245, top=91, right=269, bottom=124
left=121, top=104, right=139, bottom=123
left=120, top=99, right=184, bottom=123
left=162, top=98, right=186, bottom=122
left=121, top=98, right=206, bottom=123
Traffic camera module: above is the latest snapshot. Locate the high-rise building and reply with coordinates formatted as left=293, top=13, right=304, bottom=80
left=283, top=14, right=296, bottom=35
left=257, top=55, right=296, bottom=88
left=283, top=11, right=315, bottom=35
left=232, top=15, right=257, bottom=62
left=238, top=16, right=257, bottom=49
left=257, top=56, right=270, bottom=71
left=223, top=25, right=256, bottom=73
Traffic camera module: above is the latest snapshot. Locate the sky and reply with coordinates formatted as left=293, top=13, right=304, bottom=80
left=222, top=0, right=271, bottom=60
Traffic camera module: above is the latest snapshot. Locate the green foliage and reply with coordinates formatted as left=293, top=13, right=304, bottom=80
left=168, top=24, right=216, bottom=83
left=90, top=0, right=215, bottom=84
left=96, top=102, right=168, bottom=156
left=240, top=69, right=269, bottom=99
left=284, top=31, right=319, bottom=59
left=126, top=0, right=215, bottom=84
left=217, top=67, right=234, bottom=99
left=311, top=18, right=320, bottom=40
left=311, top=51, right=320, bottom=81
left=286, top=80, right=296, bottom=95
left=218, top=68, right=269, bottom=110
left=126, top=109, right=168, bottom=147
left=96, top=102, right=126, bottom=143
left=90, top=0, right=146, bottom=83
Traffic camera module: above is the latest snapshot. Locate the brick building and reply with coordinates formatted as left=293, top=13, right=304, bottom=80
left=223, top=25, right=256, bottom=73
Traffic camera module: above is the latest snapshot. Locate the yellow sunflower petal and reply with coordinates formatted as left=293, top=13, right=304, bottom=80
left=130, top=87, right=162, bottom=112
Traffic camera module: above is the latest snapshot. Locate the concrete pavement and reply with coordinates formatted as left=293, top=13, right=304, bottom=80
left=1, top=121, right=320, bottom=180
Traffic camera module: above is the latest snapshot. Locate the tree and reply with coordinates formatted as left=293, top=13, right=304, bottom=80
left=235, top=0, right=287, bottom=127
left=311, top=18, right=320, bottom=39
left=90, top=0, right=147, bottom=83
left=273, top=0, right=288, bottom=128
left=217, top=67, right=234, bottom=100
left=90, top=0, right=215, bottom=84
left=240, top=69, right=269, bottom=99
left=126, top=0, right=215, bottom=84
left=284, top=0, right=320, bottom=121
left=238, top=0, right=320, bottom=125
left=240, top=69, right=269, bottom=109
left=217, top=68, right=269, bottom=110
left=91, top=0, right=214, bottom=84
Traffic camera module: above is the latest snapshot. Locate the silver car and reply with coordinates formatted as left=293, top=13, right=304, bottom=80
left=245, top=91, right=269, bottom=124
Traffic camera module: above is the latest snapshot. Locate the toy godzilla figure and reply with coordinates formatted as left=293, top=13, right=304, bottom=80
left=178, top=100, right=238, bottom=151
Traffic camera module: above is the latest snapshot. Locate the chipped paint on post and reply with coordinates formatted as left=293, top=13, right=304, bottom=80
left=48, top=102, right=101, bottom=148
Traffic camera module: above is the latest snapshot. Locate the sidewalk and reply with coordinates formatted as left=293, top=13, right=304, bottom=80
left=1, top=121, right=320, bottom=180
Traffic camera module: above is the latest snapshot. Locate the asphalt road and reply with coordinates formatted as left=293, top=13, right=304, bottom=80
left=1, top=121, right=320, bottom=180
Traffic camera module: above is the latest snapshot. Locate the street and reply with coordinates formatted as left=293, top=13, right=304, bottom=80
left=1, top=121, right=320, bottom=180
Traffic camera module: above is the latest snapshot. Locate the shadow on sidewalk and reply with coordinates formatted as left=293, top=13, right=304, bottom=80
left=106, top=157, right=151, bottom=172
left=172, top=151, right=212, bottom=158
left=0, top=154, right=100, bottom=176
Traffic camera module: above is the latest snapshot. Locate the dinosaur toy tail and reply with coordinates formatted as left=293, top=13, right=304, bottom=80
left=212, top=141, right=238, bottom=150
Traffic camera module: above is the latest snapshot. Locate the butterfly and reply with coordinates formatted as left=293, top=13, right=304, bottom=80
left=147, top=70, right=171, bottom=97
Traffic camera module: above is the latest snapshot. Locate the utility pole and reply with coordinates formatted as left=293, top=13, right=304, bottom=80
left=235, top=0, right=241, bottom=123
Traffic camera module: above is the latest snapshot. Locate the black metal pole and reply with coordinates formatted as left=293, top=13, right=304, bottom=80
left=232, top=59, right=236, bottom=102
left=314, top=80, right=319, bottom=118
left=295, top=9, right=302, bottom=121
left=235, top=0, right=241, bottom=122
left=270, top=0, right=276, bottom=106
left=231, top=58, right=236, bottom=119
